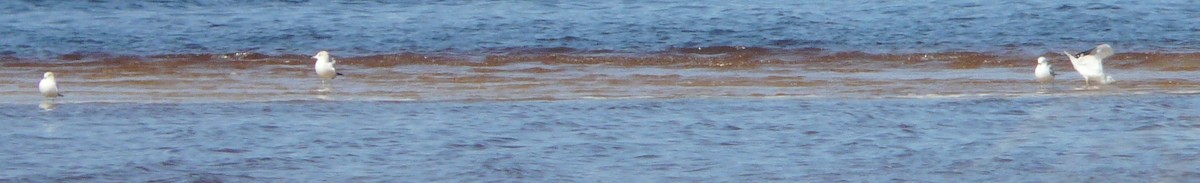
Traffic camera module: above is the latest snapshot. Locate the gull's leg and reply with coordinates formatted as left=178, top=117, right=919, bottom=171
left=319, top=80, right=330, bottom=92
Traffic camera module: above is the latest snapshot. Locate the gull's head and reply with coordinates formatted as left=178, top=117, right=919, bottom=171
left=312, top=51, right=330, bottom=60
left=1037, top=57, right=1047, bottom=64
left=43, top=72, right=55, bottom=79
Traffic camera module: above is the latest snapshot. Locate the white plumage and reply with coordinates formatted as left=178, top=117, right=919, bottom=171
left=39, top=72, right=63, bottom=98
left=1062, top=44, right=1114, bottom=87
left=311, top=51, right=343, bottom=84
left=1034, top=56, right=1056, bottom=84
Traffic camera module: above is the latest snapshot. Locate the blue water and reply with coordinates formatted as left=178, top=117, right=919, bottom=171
left=4, top=1, right=1200, bottom=182
left=1, top=0, right=1198, bottom=58
left=3, top=95, right=1199, bottom=182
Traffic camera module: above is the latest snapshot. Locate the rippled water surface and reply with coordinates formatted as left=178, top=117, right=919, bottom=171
left=3, top=0, right=1200, bottom=182
left=3, top=95, right=1200, bottom=182
left=1, top=0, right=1198, bottom=57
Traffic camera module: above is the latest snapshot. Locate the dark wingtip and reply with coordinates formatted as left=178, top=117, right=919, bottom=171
left=1074, top=47, right=1095, bottom=58
left=337, top=73, right=344, bottom=76
left=58, top=94, right=64, bottom=97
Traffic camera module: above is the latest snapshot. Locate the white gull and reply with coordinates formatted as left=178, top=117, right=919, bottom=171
left=1034, top=56, right=1057, bottom=85
left=39, top=72, right=63, bottom=98
left=1062, top=44, right=1115, bottom=88
left=311, top=51, right=344, bottom=87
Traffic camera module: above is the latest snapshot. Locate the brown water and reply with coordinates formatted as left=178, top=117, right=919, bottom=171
left=2, top=50, right=1199, bottom=103
left=5, top=51, right=1200, bottom=182
left=5, top=1, right=1200, bottom=182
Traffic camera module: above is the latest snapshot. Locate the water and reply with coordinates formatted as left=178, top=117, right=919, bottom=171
left=3, top=0, right=1200, bottom=182
left=4, top=96, right=1199, bottom=182
left=1, top=0, right=1198, bottom=57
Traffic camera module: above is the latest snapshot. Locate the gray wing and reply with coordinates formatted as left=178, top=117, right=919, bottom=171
left=1092, top=44, right=1114, bottom=59
left=1075, top=44, right=1115, bottom=59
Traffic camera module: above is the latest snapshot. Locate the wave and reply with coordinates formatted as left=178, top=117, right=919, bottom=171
left=4, top=47, right=1200, bottom=71
left=3, top=1, right=1199, bottom=58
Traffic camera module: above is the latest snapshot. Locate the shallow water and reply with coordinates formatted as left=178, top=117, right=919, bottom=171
left=4, top=0, right=1200, bottom=182
left=3, top=95, right=1200, bottom=182
left=2, top=53, right=1199, bottom=104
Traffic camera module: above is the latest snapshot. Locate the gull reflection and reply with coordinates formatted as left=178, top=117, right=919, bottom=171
left=39, top=99, right=57, bottom=111
left=316, top=85, right=334, bottom=100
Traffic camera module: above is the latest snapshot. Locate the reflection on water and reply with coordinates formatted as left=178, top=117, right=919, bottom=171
left=38, top=100, right=56, bottom=111
left=317, top=81, right=334, bottom=93
left=40, top=122, right=60, bottom=133
left=316, top=82, right=335, bottom=100
left=316, top=91, right=332, bottom=101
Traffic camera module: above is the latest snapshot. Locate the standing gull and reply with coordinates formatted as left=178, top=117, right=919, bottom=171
left=1034, top=56, right=1058, bottom=85
left=1062, top=44, right=1114, bottom=88
left=311, top=51, right=344, bottom=87
left=39, top=72, right=63, bottom=98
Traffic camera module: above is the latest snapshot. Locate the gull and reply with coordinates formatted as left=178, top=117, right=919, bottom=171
left=1062, top=44, right=1114, bottom=88
left=39, top=72, right=63, bottom=98
left=1034, top=56, right=1058, bottom=85
left=311, top=51, right=344, bottom=87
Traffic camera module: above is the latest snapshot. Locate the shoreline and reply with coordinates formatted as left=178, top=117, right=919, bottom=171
left=4, top=48, right=1199, bottom=104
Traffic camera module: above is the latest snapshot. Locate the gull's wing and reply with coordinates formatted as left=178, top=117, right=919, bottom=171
left=1093, top=44, right=1114, bottom=59
left=1062, top=51, right=1079, bottom=64
left=1073, top=48, right=1094, bottom=58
